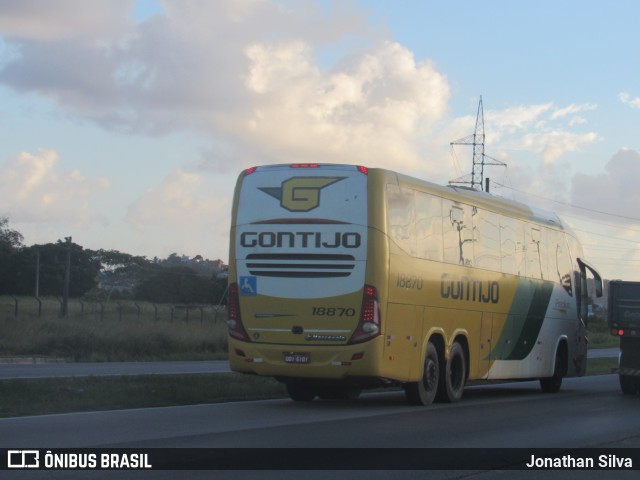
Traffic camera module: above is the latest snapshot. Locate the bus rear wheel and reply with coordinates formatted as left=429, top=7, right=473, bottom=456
left=286, top=380, right=317, bottom=402
left=404, top=341, right=439, bottom=406
left=437, top=341, right=466, bottom=403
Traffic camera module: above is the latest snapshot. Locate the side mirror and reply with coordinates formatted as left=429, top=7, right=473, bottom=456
left=577, top=258, right=603, bottom=298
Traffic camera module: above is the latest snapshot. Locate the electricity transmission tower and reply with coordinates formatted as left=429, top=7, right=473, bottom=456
left=449, top=96, right=505, bottom=192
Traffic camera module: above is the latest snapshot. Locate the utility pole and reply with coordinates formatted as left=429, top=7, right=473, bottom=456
left=34, top=249, right=40, bottom=297
left=61, top=236, right=72, bottom=317
left=450, top=96, right=506, bottom=191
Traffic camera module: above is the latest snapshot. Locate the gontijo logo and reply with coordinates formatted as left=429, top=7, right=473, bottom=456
left=259, top=176, right=346, bottom=212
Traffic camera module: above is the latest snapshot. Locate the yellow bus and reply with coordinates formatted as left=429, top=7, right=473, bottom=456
left=227, top=164, right=602, bottom=404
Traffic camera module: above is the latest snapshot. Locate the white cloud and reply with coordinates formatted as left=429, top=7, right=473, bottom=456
left=0, top=149, right=110, bottom=225
left=474, top=101, right=599, bottom=167
left=571, top=148, right=640, bottom=222
left=486, top=102, right=554, bottom=133
left=619, top=92, right=640, bottom=109
left=125, top=170, right=227, bottom=229
left=0, top=1, right=612, bottom=262
left=538, top=131, right=598, bottom=164
left=0, top=0, right=134, bottom=41
left=241, top=40, right=450, bottom=171
left=0, top=1, right=447, bottom=174
left=123, top=169, right=232, bottom=259
left=550, top=103, right=597, bottom=120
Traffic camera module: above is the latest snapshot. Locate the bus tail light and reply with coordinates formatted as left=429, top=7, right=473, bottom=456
left=291, top=163, right=319, bottom=168
left=349, top=285, right=381, bottom=344
left=227, top=283, right=250, bottom=342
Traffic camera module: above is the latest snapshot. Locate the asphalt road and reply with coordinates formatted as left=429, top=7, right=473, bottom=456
left=2, top=373, right=639, bottom=480
left=0, top=359, right=230, bottom=379
left=0, top=348, right=618, bottom=380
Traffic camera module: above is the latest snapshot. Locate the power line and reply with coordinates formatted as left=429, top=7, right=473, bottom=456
left=493, top=182, right=640, bottom=223
left=487, top=181, right=640, bottom=275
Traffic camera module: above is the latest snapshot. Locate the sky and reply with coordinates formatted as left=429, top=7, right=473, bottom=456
left=0, top=0, right=639, bottom=281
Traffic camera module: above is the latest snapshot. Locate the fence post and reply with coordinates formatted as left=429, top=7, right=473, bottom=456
left=35, top=296, right=42, bottom=318
left=135, top=303, right=141, bottom=321
left=153, top=303, right=158, bottom=321
left=9, top=295, right=18, bottom=318
left=215, top=283, right=229, bottom=324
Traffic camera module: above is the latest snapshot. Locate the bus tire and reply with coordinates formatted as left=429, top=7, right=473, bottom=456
left=404, top=341, right=439, bottom=406
left=540, top=346, right=566, bottom=393
left=437, top=341, right=466, bottom=403
left=286, top=381, right=317, bottom=402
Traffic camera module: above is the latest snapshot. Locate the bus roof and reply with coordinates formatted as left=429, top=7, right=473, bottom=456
left=382, top=169, right=567, bottom=231
left=241, top=163, right=569, bottom=232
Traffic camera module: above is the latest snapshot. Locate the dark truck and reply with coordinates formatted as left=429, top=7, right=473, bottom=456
left=608, top=280, right=640, bottom=394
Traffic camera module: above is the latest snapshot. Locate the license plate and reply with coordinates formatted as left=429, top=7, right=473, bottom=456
left=284, top=352, right=310, bottom=364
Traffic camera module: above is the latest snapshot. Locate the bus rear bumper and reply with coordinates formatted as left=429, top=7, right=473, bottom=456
left=228, top=337, right=385, bottom=380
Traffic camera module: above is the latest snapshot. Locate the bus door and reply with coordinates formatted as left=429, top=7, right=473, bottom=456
left=574, top=258, right=603, bottom=374
left=479, top=312, right=493, bottom=379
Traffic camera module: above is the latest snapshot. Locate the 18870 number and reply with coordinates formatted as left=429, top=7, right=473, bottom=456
left=311, top=307, right=356, bottom=317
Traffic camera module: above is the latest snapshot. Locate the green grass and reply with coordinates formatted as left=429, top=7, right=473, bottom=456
left=0, top=296, right=621, bottom=418
left=586, top=357, right=617, bottom=376
left=587, top=314, right=618, bottom=348
left=0, top=374, right=287, bottom=418
left=0, top=357, right=618, bottom=419
left=0, top=300, right=228, bottom=362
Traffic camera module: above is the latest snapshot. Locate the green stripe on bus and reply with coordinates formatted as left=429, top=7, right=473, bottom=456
left=487, top=280, right=554, bottom=361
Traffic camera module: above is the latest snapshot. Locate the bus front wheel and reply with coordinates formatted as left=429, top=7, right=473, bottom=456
left=540, top=346, right=566, bottom=393
left=404, top=341, right=439, bottom=406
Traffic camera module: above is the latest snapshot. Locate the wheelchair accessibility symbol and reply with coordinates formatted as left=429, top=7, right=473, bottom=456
left=239, top=276, right=257, bottom=296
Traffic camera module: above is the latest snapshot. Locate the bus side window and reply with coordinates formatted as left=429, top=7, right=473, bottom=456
left=474, top=208, right=501, bottom=272
left=527, top=226, right=543, bottom=279
left=556, top=232, right=573, bottom=296
left=443, top=201, right=459, bottom=265
left=415, top=191, right=443, bottom=261
left=386, top=184, right=416, bottom=255
left=443, top=201, right=474, bottom=266
left=500, top=216, right=517, bottom=275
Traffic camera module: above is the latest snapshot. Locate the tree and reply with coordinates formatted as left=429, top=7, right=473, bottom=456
left=135, top=265, right=217, bottom=304
left=0, top=217, right=24, bottom=295
left=13, top=241, right=100, bottom=297
left=0, top=217, right=23, bottom=250
left=87, top=249, right=152, bottom=297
